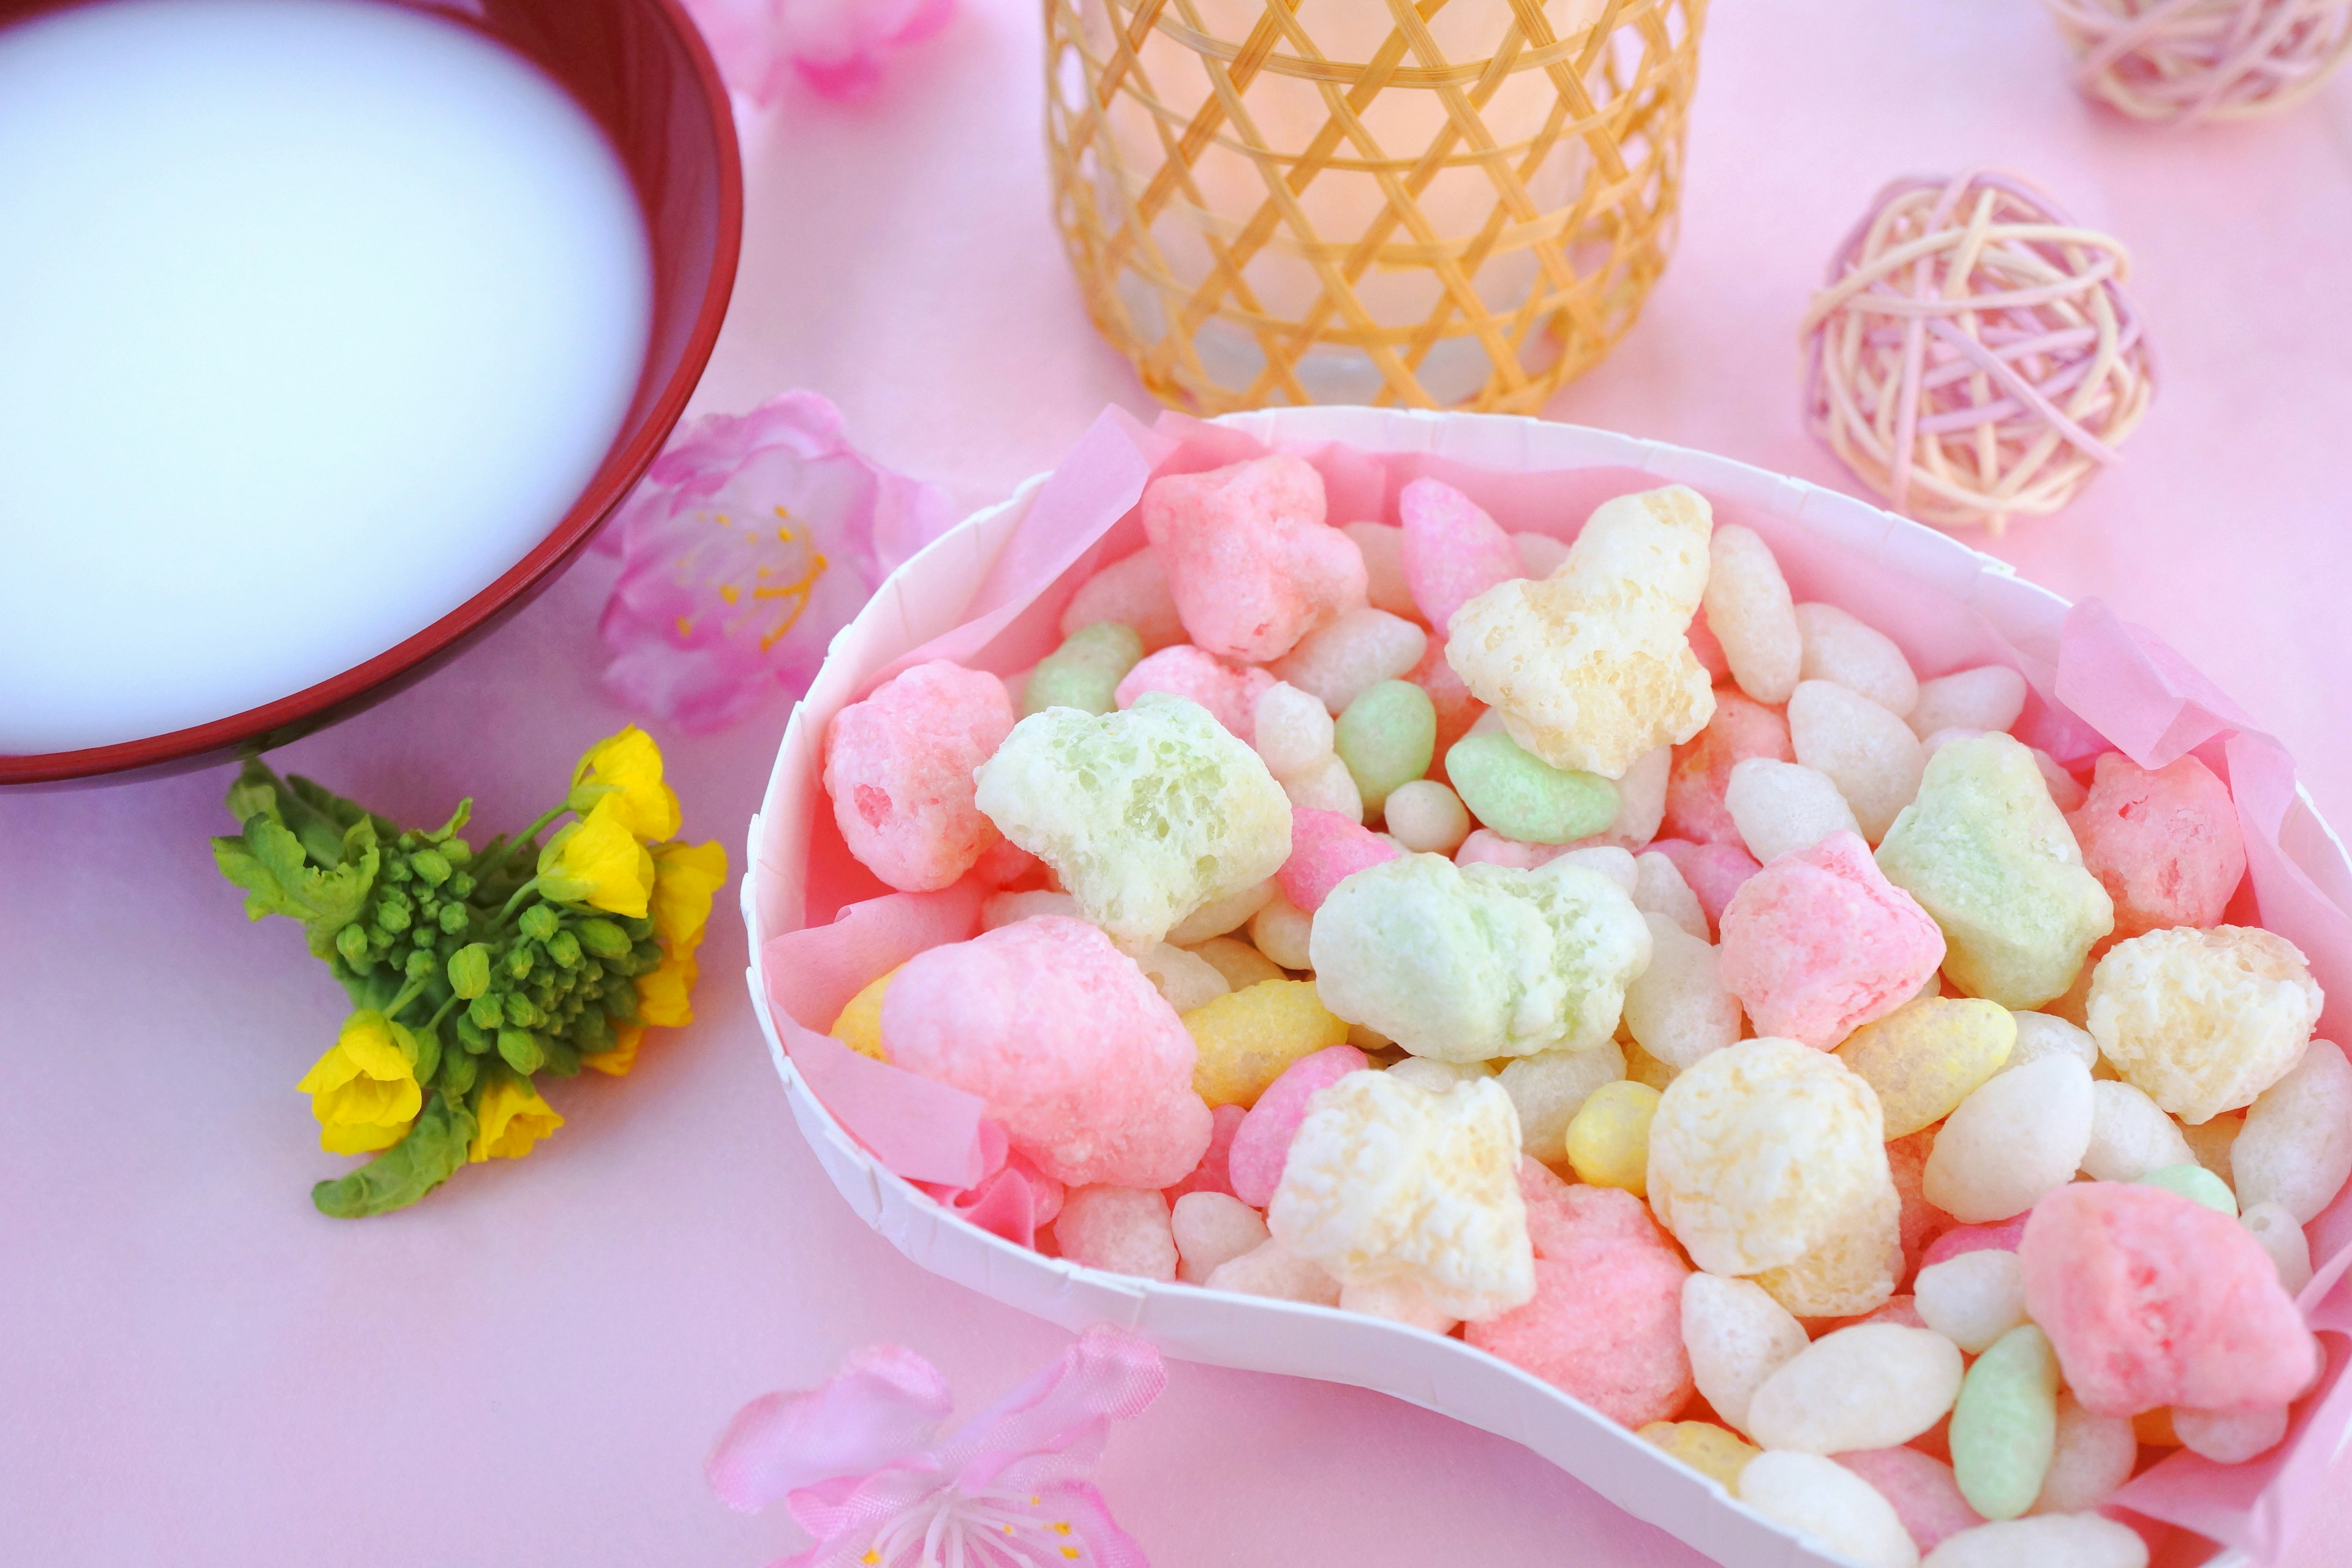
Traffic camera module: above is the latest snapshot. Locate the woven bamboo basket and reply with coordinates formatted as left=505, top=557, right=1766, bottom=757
left=1044, top=0, right=1707, bottom=415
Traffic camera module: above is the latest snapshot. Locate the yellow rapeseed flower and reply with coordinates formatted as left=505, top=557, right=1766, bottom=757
left=469, top=1077, right=564, bottom=1161
left=580, top=1022, right=644, bottom=1078
left=538, top=797, right=655, bottom=916
left=636, top=946, right=698, bottom=1028
left=650, top=839, right=726, bottom=952
left=297, top=1011, right=422, bottom=1155
left=569, top=726, right=680, bottom=842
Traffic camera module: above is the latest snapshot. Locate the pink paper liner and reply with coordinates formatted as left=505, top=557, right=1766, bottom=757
left=752, top=407, right=2352, bottom=1566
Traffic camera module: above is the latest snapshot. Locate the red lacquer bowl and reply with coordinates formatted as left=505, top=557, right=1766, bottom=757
left=0, top=0, right=741, bottom=786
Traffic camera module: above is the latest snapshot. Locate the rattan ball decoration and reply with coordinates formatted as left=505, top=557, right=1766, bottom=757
left=1800, top=170, right=2155, bottom=535
left=2048, top=0, right=2352, bottom=124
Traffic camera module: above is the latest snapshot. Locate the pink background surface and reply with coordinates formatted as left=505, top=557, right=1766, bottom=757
left=5, top=1, right=2349, bottom=1563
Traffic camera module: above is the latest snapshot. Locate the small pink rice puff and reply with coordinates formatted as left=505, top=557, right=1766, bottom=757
left=881, top=916, right=1213, bottom=1189
left=1467, top=1163, right=1694, bottom=1428
left=1717, top=831, right=1945, bottom=1049
left=823, top=658, right=1014, bottom=891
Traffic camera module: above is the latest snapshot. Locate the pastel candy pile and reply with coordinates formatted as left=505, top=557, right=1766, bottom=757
left=1664, top=688, right=1793, bottom=846
left=1115, top=643, right=1275, bottom=741
left=1717, top=832, right=1947, bottom=1049
left=1497, top=1041, right=1627, bottom=1157
left=1744, top=1323, right=1963, bottom=1453
left=1334, top=678, right=1436, bottom=814
left=1651, top=837, right=1762, bottom=935
left=1835, top=998, right=2015, bottom=1140
left=1382, top=778, right=1472, bottom=854
left=1912, top=1249, right=2027, bottom=1354
left=1468, top=1172, right=1693, bottom=1425
left=1446, top=730, right=1619, bottom=845
left=1271, top=607, right=1426, bottom=714
left=1309, top=853, right=1652, bottom=1062
left=1640, top=1420, right=1761, bottom=1491
left=882, top=916, right=1212, bottom=1187
left=1739, top=1450, right=1919, bottom=1568
left=1185, top=978, right=1350, bottom=1109
left=1399, top=477, right=1518, bottom=630
left=1341, top=521, right=1412, bottom=617
left=1276, top=809, right=1403, bottom=914
left=1875, top=734, right=2114, bottom=1008
left=2235, top=1038, right=2352, bottom=1222
left=1790, top=680, right=1925, bottom=845
left=809, top=439, right=2346, bottom=1563
left=1024, top=620, right=1145, bottom=717
left=1227, top=1044, right=1367, bottom=1207
left=1269, top=1071, right=1535, bottom=1319
left=1447, top=485, right=1718, bottom=778
left=1253, top=679, right=1361, bottom=821
left=2019, top=1182, right=2317, bottom=1416
left=2068, top=753, right=2247, bottom=938
left=1141, top=453, right=1366, bottom=661
left=1563, top=1079, right=1661, bottom=1194
left=1923, top=1055, right=2096, bottom=1223
left=974, top=693, right=1291, bottom=950
left=1170, top=1190, right=1268, bottom=1284
left=1055, top=1185, right=1178, bottom=1281
left=1796, top=601, right=1919, bottom=719
left=823, top=658, right=1016, bottom=891
left=1948, top=1322, right=2060, bottom=1520
left=1405, top=635, right=1485, bottom=768
left=2084, top=924, right=2321, bottom=1123
left=1647, top=1038, right=1894, bottom=1278
left=1061, top=546, right=1185, bottom=651
left=1833, top=1447, right=1981, bottom=1556
left=1909, top=665, right=2027, bottom=741
left=1621, top=910, right=1742, bottom=1071
left=1702, top=524, right=1801, bottom=706
left=1725, top=757, right=1861, bottom=865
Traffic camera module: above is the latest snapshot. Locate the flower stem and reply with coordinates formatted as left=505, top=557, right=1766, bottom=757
left=469, top=803, right=571, bottom=886
left=382, top=979, right=427, bottom=1019
left=496, top=877, right=544, bottom=925
left=426, top=994, right=461, bottom=1030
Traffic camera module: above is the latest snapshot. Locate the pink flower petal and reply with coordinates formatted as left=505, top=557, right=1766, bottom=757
left=706, top=1344, right=953, bottom=1511
left=600, top=392, right=953, bottom=732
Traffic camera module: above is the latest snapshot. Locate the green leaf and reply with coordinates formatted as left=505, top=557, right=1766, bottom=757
left=421, top=798, right=472, bottom=845
left=285, top=772, right=396, bottom=839
left=309, top=1093, right=477, bottom=1218
left=223, top=758, right=283, bottom=828
left=209, top=814, right=382, bottom=958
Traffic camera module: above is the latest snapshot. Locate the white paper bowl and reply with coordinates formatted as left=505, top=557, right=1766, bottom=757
left=742, top=407, right=2345, bottom=1568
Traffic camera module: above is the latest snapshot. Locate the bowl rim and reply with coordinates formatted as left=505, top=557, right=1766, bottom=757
left=0, top=0, right=744, bottom=786
left=742, top=407, right=2324, bottom=1568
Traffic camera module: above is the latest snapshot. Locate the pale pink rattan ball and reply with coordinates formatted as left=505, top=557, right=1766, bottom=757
left=1800, top=170, right=2156, bottom=535
left=2049, top=0, right=2352, bottom=124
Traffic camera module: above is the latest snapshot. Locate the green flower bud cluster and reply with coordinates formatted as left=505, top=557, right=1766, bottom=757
left=331, top=831, right=477, bottom=984
left=447, top=907, right=661, bottom=1082
left=209, top=736, right=714, bottom=1223
left=211, top=755, right=662, bottom=1115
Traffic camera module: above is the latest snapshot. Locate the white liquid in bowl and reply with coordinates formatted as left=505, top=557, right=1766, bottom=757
left=0, top=0, right=654, bottom=754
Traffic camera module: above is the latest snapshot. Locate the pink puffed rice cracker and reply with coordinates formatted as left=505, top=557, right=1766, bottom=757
left=1141, top=453, right=1367, bottom=663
